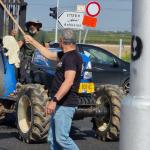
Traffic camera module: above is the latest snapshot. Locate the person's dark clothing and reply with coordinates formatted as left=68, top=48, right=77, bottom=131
left=51, top=50, right=82, bottom=107
left=18, top=30, right=50, bottom=83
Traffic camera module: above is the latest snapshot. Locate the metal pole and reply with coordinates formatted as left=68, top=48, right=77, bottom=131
left=83, top=29, right=88, bottom=44
left=119, top=39, right=122, bottom=59
left=8, top=4, right=13, bottom=35
left=55, top=0, right=59, bottom=43
left=78, top=30, right=82, bottom=43
left=0, top=0, right=26, bottom=35
left=0, top=4, right=4, bottom=38
left=119, top=0, right=150, bottom=150
left=19, top=1, right=27, bottom=31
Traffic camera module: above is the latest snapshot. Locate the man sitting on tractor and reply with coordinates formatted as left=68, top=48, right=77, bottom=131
left=11, top=19, right=51, bottom=83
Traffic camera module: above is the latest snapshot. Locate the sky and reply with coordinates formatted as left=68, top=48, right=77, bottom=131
left=25, top=0, right=132, bottom=31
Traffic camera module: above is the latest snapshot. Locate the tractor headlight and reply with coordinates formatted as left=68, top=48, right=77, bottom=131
left=83, top=61, right=92, bottom=80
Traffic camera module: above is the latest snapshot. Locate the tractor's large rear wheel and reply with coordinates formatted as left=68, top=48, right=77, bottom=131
left=16, top=84, right=50, bottom=143
left=0, top=102, right=5, bottom=122
left=92, top=85, right=123, bottom=141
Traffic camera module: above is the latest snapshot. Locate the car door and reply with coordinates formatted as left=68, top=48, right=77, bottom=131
left=81, top=45, right=124, bottom=86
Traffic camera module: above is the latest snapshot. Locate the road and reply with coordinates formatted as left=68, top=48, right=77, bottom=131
left=0, top=118, right=119, bottom=150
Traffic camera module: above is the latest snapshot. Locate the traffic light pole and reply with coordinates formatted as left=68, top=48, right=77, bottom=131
left=119, top=0, right=150, bottom=150
left=55, top=0, right=59, bottom=43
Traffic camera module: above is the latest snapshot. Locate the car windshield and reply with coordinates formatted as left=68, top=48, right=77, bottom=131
left=83, top=46, right=114, bottom=65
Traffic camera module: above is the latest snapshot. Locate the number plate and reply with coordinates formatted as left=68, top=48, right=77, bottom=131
left=78, top=82, right=95, bottom=94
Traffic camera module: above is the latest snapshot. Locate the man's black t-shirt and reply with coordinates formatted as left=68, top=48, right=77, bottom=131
left=51, top=50, right=82, bottom=107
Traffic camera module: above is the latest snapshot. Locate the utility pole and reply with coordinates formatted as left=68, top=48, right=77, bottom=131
left=49, top=0, right=59, bottom=43
left=119, top=39, right=123, bottom=59
left=55, top=0, right=59, bottom=43
left=83, top=29, right=88, bottom=44
left=120, top=0, right=150, bottom=150
left=78, top=30, right=82, bottom=43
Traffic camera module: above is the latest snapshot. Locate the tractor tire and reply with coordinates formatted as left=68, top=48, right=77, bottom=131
left=92, top=84, right=123, bottom=141
left=122, top=78, right=130, bottom=95
left=0, top=103, right=5, bottom=122
left=78, top=94, right=95, bottom=105
left=16, top=84, right=50, bottom=143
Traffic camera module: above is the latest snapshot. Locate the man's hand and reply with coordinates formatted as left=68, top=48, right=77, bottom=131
left=24, top=35, right=58, bottom=60
left=11, top=29, right=17, bottom=37
left=24, top=35, right=34, bottom=44
left=45, top=100, right=57, bottom=116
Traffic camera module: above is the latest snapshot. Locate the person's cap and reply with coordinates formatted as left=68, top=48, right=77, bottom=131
left=25, top=19, right=42, bottom=28
left=61, top=29, right=76, bottom=44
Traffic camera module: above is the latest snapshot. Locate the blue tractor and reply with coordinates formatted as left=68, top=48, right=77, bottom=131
left=0, top=0, right=123, bottom=144
left=0, top=39, right=123, bottom=143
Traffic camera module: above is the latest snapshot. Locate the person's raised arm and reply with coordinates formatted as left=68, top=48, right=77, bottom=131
left=24, top=35, right=58, bottom=61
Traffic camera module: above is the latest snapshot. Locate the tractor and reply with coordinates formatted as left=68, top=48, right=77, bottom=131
left=0, top=0, right=123, bottom=143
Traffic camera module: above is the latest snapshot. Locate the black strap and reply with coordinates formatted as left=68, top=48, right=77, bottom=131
left=0, top=50, right=4, bottom=94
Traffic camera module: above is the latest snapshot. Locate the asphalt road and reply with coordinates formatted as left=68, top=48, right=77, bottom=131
left=0, top=118, right=119, bottom=150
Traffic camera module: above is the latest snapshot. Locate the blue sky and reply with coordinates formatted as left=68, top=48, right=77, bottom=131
left=25, top=0, right=132, bottom=31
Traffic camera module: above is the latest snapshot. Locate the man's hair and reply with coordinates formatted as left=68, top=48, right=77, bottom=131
left=60, top=29, right=76, bottom=44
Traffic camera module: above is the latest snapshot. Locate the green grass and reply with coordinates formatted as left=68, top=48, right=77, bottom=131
left=47, top=30, right=131, bottom=45
left=122, top=53, right=131, bottom=62
left=81, top=30, right=131, bottom=45
left=47, top=31, right=56, bottom=42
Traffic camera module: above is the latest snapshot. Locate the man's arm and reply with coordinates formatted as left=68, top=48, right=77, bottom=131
left=24, top=35, right=58, bottom=61
left=54, top=70, right=76, bottom=100
left=45, top=43, right=49, bottom=49
left=45, top=70, right=76, bottom=115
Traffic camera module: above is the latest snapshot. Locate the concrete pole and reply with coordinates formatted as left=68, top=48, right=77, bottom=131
left=119, top=0, right=150, bottom=150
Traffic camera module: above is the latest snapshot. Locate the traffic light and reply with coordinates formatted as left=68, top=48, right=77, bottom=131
left=49, top=7, right=57, bottom=19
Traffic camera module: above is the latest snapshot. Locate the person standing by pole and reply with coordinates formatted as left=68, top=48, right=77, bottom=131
left=24, top=29, right=82, bottom=150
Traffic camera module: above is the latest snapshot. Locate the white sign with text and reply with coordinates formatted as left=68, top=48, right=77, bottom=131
left=58, top=11, right=84, bottom=30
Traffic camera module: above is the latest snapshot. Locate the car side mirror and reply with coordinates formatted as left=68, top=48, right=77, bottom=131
left=112, top=58, right=119, bottom=67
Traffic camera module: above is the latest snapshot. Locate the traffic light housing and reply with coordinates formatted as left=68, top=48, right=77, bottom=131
left=49, top=7, right=57, bottom=19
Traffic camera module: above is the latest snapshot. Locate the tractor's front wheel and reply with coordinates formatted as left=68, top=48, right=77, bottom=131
left=16, top=84, right=50, bottom=143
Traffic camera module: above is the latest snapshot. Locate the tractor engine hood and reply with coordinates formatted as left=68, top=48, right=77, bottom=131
left=0, top=44, right=17, bottom=98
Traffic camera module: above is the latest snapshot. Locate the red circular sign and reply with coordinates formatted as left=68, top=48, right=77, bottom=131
left=86, top=1, right=101, bottom=17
